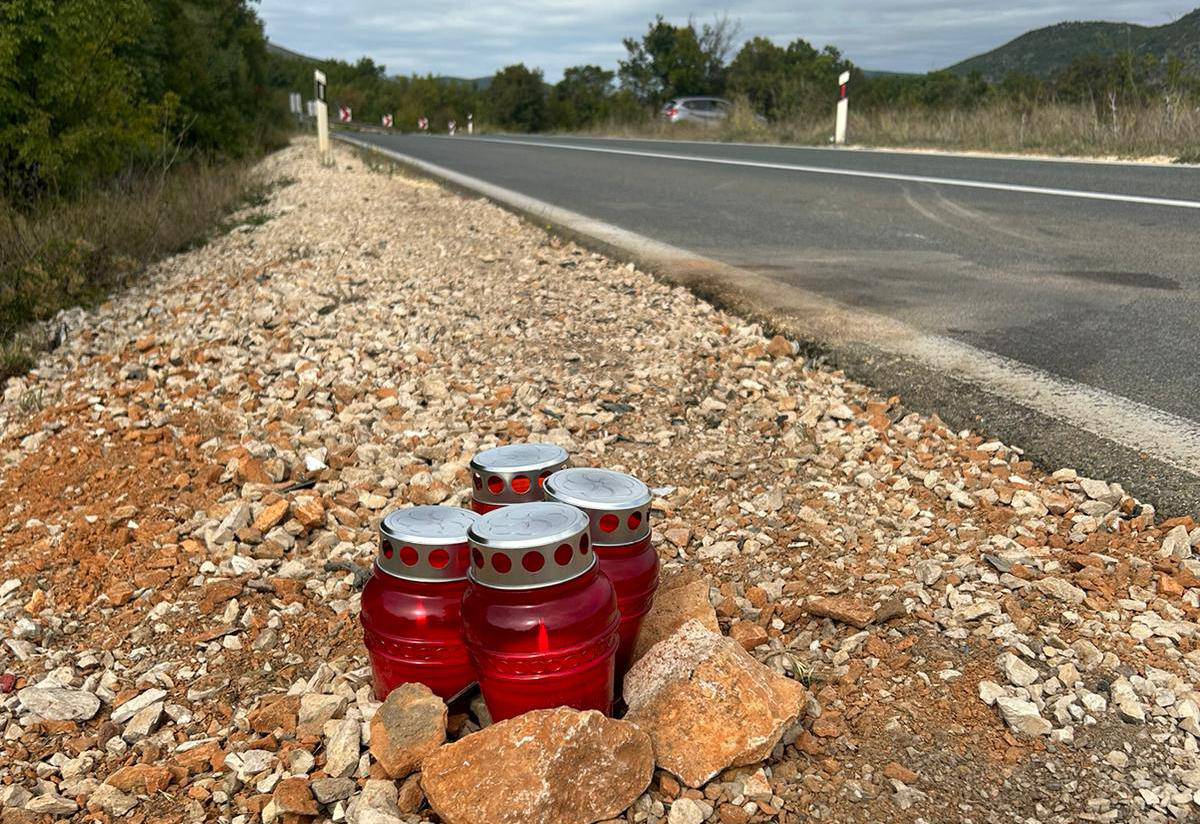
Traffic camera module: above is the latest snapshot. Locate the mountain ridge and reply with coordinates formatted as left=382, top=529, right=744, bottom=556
left=946, top=8, right=1200, bottom=79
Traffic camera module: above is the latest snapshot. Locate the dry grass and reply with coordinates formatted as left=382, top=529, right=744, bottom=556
left=0, top=159, right=284, bottom=382
left=579, top=99, right=1200, bottom=162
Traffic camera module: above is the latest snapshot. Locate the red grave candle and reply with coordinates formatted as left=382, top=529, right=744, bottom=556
left=468, top=443, right=568, bottom=514
left=461, top=502, right=620, bottom=722
left=361, top=505, right=479, bottom=701
left=545, top=468, right=658, bottom=681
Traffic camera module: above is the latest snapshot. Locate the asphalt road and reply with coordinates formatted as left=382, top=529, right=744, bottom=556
left=342, top=131, right=1200, bottom=512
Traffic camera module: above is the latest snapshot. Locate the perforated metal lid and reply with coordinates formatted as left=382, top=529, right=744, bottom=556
left=467, top=502, right=594, bottom=590
left=544, top=468, right=652, bottom=546
left=378, top=506, right=479, bottom=582
left=469, top=443, right=569, bottom=506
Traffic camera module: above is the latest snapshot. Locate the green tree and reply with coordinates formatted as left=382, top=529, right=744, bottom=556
left=727, top=36, right=853, bottom=119
left=0, top=0, right=158, bottom=200
left=0, top=0, right=276, bottom=204
left=133, top=0, right=274, bottom=157
left=487, top=64, right=547, bottom=132
left=550, top=65, right=614, bottom=127
left=618, top=15, right=738, bottom=107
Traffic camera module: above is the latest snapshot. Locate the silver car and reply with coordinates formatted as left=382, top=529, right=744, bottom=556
left=660, top=97, right=732, bottom=125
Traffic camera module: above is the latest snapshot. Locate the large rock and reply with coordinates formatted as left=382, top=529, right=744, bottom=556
left=994, top=696, right=1052, bottom=736
left=623, top=620, right=806, bottom=787
left=348, top=778, right=402, bottom=824
left=111, top=688, right=167, bottom=724
left=273, top=777, right=319, bottom=816
left=16, top=686, right=100, bottom=721
left=421, top=708, right=653, bottom=824
left=105, top=764, right=172, bottom=794
left=323, top=718, right=361, bottom=778
left=632, top=574, right=718, bottom=664
left=803, top=596, right=874, bottom=629
left=369, top=682, right=446, bottom=779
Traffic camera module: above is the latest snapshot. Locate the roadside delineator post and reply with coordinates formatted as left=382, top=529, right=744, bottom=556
left=314, top=70, right=330, bottom=164
left=835, top=70, right=850, bottom=145
left=467, top=113, right=473, bottom=135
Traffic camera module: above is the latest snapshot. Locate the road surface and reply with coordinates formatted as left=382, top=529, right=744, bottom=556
left=338, top=131, right=1200, bottom=513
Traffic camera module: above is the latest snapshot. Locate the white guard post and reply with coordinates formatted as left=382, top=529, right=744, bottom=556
left=467, top=113, right=473, bottom=135
left=835, top=70, right=850, bottom=145
left=314, top=70, right=330, bottom=163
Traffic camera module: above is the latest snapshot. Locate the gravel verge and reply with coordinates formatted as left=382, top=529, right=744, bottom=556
left=1, top=138, right=1198, bottom=824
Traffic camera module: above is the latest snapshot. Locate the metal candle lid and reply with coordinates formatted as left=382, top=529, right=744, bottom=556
left=544, top=468, right=652, bottom=546
left=470, top=443, right=569, bottom=506
left=467, top=502, right=593, bottom=590
left=379, top=506, right=479, bottom=582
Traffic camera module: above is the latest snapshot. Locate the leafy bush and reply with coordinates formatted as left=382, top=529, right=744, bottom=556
left=0, top=0, right=278, bottom=204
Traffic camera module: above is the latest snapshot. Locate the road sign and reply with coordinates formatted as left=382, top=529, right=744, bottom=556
left=835, top=70, right=850, bottom=145
left=418, top=116, right=428, bottom=131
left=339, top=105, right=352, bottom=123
left=382, top=114, right=393, bottom=128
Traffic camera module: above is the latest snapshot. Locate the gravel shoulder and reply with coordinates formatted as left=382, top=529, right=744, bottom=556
left=2, top=138, right=1199, bottom=824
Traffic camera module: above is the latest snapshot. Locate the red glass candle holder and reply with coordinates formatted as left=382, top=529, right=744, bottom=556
left=545, top=468, right=658, bottom=681
left=469, top=443, right=568, bottom=514
left=461, top=502, right=619, bottom=722
left=361, top=506, right=479, bottom=701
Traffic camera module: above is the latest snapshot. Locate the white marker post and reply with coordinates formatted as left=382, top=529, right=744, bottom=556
left=835, top=70, right=850, bottom=145
left=314, top=70, right=330, bottom=163
left=467, top=113, right=473, bottom=135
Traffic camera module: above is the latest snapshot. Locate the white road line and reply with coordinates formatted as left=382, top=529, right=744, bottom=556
left=470, top=136, right=1200, bottom=210
left=493, top=133, right=1191, bottom=169
left=338, top=134, right=1200, bottom=476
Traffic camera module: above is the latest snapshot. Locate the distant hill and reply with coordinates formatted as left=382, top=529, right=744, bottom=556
left=266, top=41, right=318, bottom=63
left=434, top=76, right=492, bottom=90
left=267, top=41, right=493, bottom=88
left=946, top=8, right=1200, bottom=80
left=861, top=69, right=918, bottom=79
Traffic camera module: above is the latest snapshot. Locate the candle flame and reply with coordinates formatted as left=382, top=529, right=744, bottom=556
left=537, top=621, right=549, bottom=652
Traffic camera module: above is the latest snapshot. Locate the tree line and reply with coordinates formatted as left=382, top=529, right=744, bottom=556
left=297, top=14, right=1200, bottom=133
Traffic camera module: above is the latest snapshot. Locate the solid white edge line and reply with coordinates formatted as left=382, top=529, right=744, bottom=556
left=337, top=133, right=1200, bottom=476
left=501, top=132, right=1196, bottom=169
left=468, top=135, right=1200, bottom=210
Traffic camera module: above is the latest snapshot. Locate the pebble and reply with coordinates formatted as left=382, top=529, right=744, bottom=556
left=668, top=797, right=713, bottom=824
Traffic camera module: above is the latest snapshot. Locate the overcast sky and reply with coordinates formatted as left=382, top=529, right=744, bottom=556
left=258, top=1, right=1185, bottom=81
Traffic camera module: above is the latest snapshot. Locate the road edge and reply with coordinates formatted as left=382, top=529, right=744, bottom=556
left=336, top=133, right=1200, bottom=518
